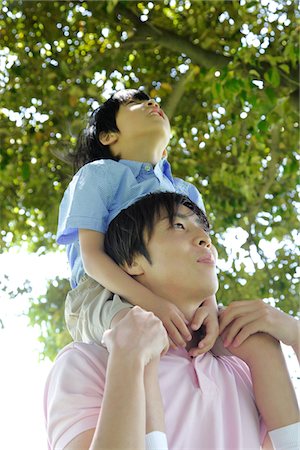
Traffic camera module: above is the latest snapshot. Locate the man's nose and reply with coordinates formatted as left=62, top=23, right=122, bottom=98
left=193, top=233, right=211, bottom=248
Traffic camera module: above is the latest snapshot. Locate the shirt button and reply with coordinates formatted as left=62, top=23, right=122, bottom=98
left=144, top=163, right=152, bottom=172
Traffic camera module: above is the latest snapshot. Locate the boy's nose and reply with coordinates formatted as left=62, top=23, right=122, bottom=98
left=147, top=99, right=159, bottom=108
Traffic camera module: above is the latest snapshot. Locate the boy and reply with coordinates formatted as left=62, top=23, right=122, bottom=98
left=57, top=89, right=218, bottom=355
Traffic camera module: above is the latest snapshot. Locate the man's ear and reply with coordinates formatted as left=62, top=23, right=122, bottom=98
left=122, top=260, right=145, bottom=276
left=99, top=131, right=119, bottom=146
left=162, top=148, right=168, bottom=158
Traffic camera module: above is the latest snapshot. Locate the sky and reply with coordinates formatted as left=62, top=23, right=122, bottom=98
left=0, top=250, right=69, bottom=450
left=0, top=247, right=299, bottom=450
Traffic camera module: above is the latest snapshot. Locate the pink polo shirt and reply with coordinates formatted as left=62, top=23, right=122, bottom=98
left=44, top=342, right=266, bottom=450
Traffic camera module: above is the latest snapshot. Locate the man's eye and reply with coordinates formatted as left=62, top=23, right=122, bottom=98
left=174, top=223, right=185, bottom=229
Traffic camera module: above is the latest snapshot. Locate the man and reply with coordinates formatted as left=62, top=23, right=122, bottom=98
left=44, top=192, right=299, bottom=450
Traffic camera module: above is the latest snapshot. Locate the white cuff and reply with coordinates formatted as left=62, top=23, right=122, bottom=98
left=145, top=431, right=168, bottom=450
left=269, top=422, right=300, bottom=450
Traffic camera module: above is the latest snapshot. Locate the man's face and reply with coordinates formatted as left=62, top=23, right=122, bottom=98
left=135, top=205, right=219, bottom=306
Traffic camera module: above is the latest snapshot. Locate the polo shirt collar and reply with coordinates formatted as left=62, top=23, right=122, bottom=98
left=167, top=346, right=206, bottom=362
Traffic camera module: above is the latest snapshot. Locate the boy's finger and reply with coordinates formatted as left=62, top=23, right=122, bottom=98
left=219, top=300, right=263, bottom=334
left=188, top=340, right=211, bottom=357
left=232, top=321, right=261, bottom=347
left=222, top=311, right=262, bottom=346
left=172, top=315, right=192, bottom=341
left=166, top=322, right=188, bottom=347
left=219, top=308, right=246, bottom=334
left=198, top=334, right=215, bottom=352
left=190, top=309, right=208, bottom=330
left=188, top=347, right=204, bottom=357
left=218, top=310, right=239, bottom=334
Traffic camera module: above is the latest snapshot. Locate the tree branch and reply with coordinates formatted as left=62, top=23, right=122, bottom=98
left=117, top=4, right=229, bottom=69
left=116, top=4, right=299, bottom=106
left=246, top=125, right=281, bottom=231
left=164, top=67, right=199, bottom=120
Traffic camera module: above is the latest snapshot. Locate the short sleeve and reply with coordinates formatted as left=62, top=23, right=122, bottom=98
left=57, top=161, right=118, bottom=244
left=44, top=343, right=107, bottom=450
left=186, top=182, right=205, bottom=212
left=173, top=178, right=205, bottom=212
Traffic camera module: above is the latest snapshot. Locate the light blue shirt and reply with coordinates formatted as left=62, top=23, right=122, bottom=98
left=57, top=158, right=205, bottom=288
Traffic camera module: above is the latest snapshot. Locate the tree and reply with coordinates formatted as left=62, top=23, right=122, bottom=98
left=0, top=0, right=298, bottom=358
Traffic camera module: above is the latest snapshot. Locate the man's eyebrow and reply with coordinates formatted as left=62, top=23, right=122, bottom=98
left=174, top=211, right=203, bottom=228
left=161, top=212, right=203, bottom=226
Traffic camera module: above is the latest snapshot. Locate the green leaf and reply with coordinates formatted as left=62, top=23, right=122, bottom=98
left=265, top=67, right=280, bottom=88
left=265, top=87, right=276, bottom=104
left=106, top=0, right=119, bottom=14
left=279, top=64, right=290, bottom=75
left=258, top=120, right=268, bottom=132
left=22, top=162, right=30, bottom=181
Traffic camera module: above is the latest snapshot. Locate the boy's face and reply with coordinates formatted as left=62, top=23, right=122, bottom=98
left=130, top=205, right=219, bottom=307
left=113, top=97, right=171, bottom=159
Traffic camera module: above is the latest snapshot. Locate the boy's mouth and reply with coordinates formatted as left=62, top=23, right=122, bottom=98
left=150, top=109, right=164, bottom=118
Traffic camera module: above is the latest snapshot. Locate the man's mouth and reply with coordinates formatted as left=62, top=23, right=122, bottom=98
left=197, top=255, right=215, bottom=265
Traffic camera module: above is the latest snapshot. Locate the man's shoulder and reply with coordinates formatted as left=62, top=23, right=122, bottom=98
left=55, top=342, right=109, bottom=375
left=214, top=354, right=252, bottom=384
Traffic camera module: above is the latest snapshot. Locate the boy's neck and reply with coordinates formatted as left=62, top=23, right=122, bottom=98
left=111, top=137, right=165, bottom=166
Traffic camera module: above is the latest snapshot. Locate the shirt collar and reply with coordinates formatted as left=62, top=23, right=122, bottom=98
left=158, top=158, right=174, bottom=183
left=119, top=159, right=145, bottom=177
left=165, top=346, right=206, bottom=362
left=119, top=158, right=174, bottom=184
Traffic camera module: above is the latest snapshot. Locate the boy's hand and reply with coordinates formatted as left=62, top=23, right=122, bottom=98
left=188, top=296, right=219, bottom=357
left=219, top=299, right=300, bottom=349
left=149, top=299, right=192, bottom=348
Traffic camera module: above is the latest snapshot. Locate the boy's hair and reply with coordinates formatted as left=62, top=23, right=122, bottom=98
left=71, top=89, right=150, bottom=171
left=104, top=192, right=210, bottom=267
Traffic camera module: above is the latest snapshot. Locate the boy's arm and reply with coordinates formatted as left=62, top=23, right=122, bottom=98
left=79, top=229, right=191, bottom=347
left=228, top=333, right=299, bottom=432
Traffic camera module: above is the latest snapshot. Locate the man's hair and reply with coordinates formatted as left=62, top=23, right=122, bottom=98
left=71, top=89, right=150, bottom=171
left=104, top=192, right=210, bottom=267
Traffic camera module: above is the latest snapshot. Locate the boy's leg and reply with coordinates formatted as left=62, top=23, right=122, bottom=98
left=65, top=275, right=133, bottom=343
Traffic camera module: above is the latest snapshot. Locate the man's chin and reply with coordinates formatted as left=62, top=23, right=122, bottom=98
left=198, top=282, right=219, bottom=299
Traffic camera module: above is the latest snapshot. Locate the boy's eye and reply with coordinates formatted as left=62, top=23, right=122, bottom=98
left=126, top=99, right=141, bottom=105
left=173, top=222, right=185, bottom=230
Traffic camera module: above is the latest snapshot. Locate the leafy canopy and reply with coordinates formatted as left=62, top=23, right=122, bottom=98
left=0, top=0, right=299, bottom=358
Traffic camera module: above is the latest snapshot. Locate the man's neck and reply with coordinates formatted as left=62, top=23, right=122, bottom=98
left=185, top=326, right=207, bottom=352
